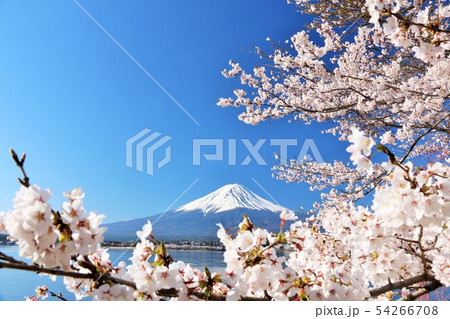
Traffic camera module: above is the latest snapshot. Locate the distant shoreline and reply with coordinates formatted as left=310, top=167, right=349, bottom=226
left=104, top=245, right=225, bottom=252
left=0, top=243, right=225, bottom=252
left=104, top=245, right=293, bottom=252
left=1, top=243, right=290, bottom=253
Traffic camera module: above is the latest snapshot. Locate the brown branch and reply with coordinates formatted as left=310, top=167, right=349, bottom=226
left=157, top=289, right=272, bottom=301
left=0, top=252, right=26, bottom=264
left=9, top=149, right=75, bottom=243
left=10, top=149, right=30, bottom=187
left=401, top=114, right=450, bottom=163
left=369, top=274, right=434, bottom=298
left=1, top=257, right=445, bottom=301
left=400, top=281, right=444, bottom=301
left=47, top=290, right=68, bottom=302
left=0, top=261, right=95, bottom=281
left=0, top=259, right=269, bottom=301
left=0, top=258, right=140, bottom=290
left=390, top=11, right=450, bottom=34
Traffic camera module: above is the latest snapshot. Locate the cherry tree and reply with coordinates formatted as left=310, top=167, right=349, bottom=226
left=219, top=0, right=449, bottom=205
left=217, top=0, right=450, bottom=300
left=0, top=0, right=448, bottom=301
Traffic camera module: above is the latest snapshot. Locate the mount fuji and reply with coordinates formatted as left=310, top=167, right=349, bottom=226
left=104, top=184, right=303, bottom=240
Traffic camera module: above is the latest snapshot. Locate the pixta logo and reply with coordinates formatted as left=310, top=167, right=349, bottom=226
left=192, top=139, right=324, bottom=166
left=126, top=130, right=324, bottom=176
left=126, top=129, right=172, bottom=176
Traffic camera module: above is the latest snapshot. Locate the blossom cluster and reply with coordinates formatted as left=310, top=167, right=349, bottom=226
left=218, top=1, right=449, bottom=166
left=2, top=186, right=105, bottom=270
left=219, top=0, right=449, bottom=223
left=346, top=127, right=376, bottom=174
left=64, top=248, right=134, bottom=301
left=365, top=0, right=450, bottom=64
left=26, top=286, right=49, bottom=301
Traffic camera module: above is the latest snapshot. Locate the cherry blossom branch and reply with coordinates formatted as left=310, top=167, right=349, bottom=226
left=0, top=258, right=271, bottom=301
left=47, top=291, right=68, bottom=302
left=0, top=261, right=96, bottom=281
left=10, top=149, right=30, bottom=188
left=9, top=149, right=74, bottom=242
left=400, top=281, right=444, bottom=301
left=2, top=256, right=444, bottom=301
left=0, top=252, right=136, bottom=291
left=389, top=11, right=450, bottom=34
left=157, top=289, right=271, bottom=301
left=369, top=274, right=438, bottom=298
left=401, top=114, right=450, bottom=163
left=0, top=251, right=26, bottom=264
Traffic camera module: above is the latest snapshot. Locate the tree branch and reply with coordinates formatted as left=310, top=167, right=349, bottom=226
left=47, top=290, right=68, bottom=302
left=369, top=274, right=437, bottom=298
left=0, top=258, right=271, bottom=301
left=3, top=257, right=444, bottom=302
left=0, top=261, right=94, bottom=281
left=10, top=149, right=30, bottom=187
left=400, top=281, right=444, bottom=301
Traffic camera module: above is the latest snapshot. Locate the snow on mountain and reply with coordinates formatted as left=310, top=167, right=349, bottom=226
left=105, top=184, right=299, bottom=240
left=175, top=184, right=288, bottom=214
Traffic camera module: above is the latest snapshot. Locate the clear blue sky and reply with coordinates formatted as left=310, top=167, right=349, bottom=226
left=0, top=0, right=351, bottom=223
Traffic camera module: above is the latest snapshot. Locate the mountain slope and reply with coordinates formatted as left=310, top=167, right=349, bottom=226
left=105, top=184, right=303, bottom=241
left=175, top=184, right=286, bottom=214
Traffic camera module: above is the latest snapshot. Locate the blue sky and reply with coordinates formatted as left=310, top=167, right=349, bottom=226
left=0, top=0, right=352, bottom=223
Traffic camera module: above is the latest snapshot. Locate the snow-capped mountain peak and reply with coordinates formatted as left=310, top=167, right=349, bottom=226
left=105, top=184, right=302, bottom=240
left=175, top=184, right=288, bottom=214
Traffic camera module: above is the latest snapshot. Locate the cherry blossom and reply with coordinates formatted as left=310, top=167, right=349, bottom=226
left=280, top=209, right=298, bottom=222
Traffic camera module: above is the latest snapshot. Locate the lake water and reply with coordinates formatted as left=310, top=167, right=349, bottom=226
left=0, top=245, right=226, bottom=301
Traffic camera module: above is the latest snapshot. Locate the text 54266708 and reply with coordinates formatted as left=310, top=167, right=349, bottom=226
left=315, top=305, right=440, bottom=318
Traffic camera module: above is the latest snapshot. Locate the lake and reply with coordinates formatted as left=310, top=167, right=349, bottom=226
left=0, top=245, right=226, bottom=301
